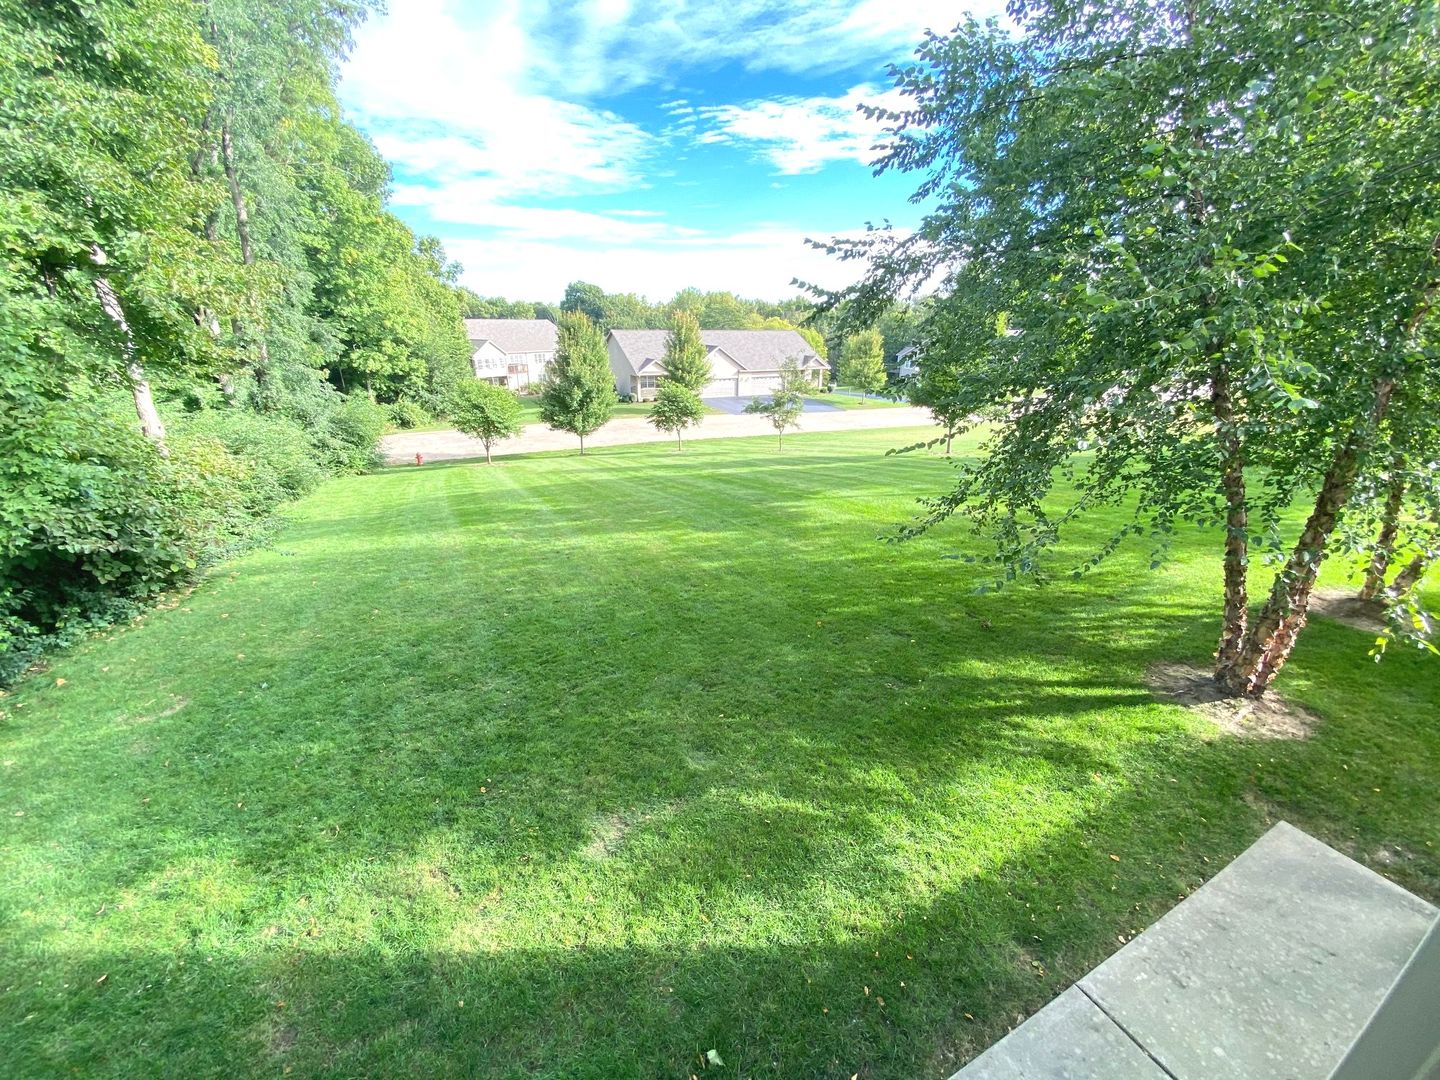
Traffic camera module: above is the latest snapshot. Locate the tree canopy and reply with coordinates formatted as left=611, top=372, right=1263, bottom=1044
left=0, top=0, right=474, bottom=679
left=840, top=330, right=887, bottom=396
left=815, top=0, right=1440, bottom=695
left=648, top=384, right=705, bottom=448
left=660, top=311, right=711, bottom=393
left=540, top=312, right=617, bottom=454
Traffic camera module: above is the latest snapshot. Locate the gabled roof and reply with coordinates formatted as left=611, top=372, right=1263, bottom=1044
left=464, top=318, right=557, bottom=354
left=608, top=328, right=823, bottom=373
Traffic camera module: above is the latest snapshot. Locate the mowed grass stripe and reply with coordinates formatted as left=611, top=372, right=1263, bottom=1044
left=0, top=427, right=1435, bottom=1079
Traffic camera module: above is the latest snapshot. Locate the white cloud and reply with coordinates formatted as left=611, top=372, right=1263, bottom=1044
left=342, top=0, right=651, bottom=203
left=689, top=84, right=907, bottom=174
left=524, top=0, right=1013, bottom=94
left=335, top=1, right=948, bottom=300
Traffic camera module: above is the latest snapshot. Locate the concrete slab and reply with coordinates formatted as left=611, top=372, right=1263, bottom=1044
left=1079, top=821, right=1436, bottom=1079
left=952, top=822, right=1437, bottom=1080
left=955, top=987, right=1167, bottom=1080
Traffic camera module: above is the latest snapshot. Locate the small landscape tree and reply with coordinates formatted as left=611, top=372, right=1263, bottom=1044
left=745, top=357, right=809, bottom=449
left=539, top=311, right=617, bottom=455
left=659, top=310, right=711, bottom=393
left=448, top=380, right=523, bottom=464
left=648, top=383, right=705, bottom=449
left=840, top=329, right=886, bottom=398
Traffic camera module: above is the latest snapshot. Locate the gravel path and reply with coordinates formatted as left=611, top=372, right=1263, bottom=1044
left=381, top=406, right=938, bottom=464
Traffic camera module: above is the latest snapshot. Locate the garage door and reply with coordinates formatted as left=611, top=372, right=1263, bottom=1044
left=702, top=376, right=739, bottom=397
left=740, top=375, right=780, bottom=395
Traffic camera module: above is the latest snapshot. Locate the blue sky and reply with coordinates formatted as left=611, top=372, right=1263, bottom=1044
left=338, top=0, right=1006, bottom=303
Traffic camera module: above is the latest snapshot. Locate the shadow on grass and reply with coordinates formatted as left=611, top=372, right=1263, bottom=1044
left=4, top=438, right=1437, bottom=1079
left=3, top=728, right=1297, bottom=1079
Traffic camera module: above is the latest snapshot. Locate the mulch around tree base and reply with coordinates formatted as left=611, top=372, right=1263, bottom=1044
left=1145, top=662, right=1318, bottom=740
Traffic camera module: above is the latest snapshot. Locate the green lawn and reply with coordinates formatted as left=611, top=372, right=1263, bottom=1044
left=515, top=397, right=689, bottom=424
left=2, top=428, right=1436, bottom=1078
left=389, top=398, right=674, bottom=436
left=826, top=387, right=908, bottom=409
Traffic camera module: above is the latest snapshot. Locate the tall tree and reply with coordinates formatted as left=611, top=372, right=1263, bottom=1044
left=813, top=0, right=1439, bottom=696
left=540, top=312, right=616, bottom=455
left=660, top=311, right=711, bottom=393
left=0, top=0, right=222, bottom=444
left=840, top=330, right=887, bottom=398
left=560, top=281, right=607, bottom=325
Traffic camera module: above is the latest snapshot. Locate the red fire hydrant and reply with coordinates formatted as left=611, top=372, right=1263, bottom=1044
left=415, top=452, right=424, bottom=466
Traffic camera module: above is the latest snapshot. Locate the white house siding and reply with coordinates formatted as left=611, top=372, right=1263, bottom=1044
left=607, top=337, right=638, bottom=397
left=472, top=341, right=509, bottom=383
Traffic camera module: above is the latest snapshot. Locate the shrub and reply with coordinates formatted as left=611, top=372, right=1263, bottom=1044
left=175, top=410, right=325, bottom=505
left=389, top=397, right=432, bottom=430
left=320, top=396, right=388, bottom=472
left=2, top=385, right=387, bottom=684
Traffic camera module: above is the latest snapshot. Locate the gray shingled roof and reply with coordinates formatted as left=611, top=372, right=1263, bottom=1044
left=464, top=318, right=557, bottom=354
left=608, top=328, right=823, bottom=373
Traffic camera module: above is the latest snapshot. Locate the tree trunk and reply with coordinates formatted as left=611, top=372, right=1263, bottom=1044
left=221, top=121, right=253, bottom=266
left=1221, top=377, right=1396, bottom=696
left=1360, top=469, right=1407, bottom=601
left=90, top=247, right=168, bottom=452
left=676, top=430, right=682, bottom=449
left=220, top=118, right=270, bottom=387
left=1389, top=551, right=1431, bottom=597
left=579, top=433, right=585, bottom=456
left=945, top=432, right=953, bottom=456
left=1210, top=357, right=1249, bottom=679
left=485, top=442, right=492, bottom=464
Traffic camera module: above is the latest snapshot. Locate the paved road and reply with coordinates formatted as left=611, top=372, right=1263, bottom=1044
left=382, top=405, right=937, bottom=464
left=702, top=395, right=841, bottom=415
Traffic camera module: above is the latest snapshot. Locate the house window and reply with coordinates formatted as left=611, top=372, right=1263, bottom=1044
left=638, top=375, right=659, bottom=389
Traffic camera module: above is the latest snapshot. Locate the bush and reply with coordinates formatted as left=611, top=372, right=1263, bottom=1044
left=320, top=396, right=388, bottom=472
left=1, top=396, right=216, bottom=683
left=389, top=397, right=432, bottom=429
left=175, top=410, right=325, bottom=505
left=1, top=384, right=387, bottom=685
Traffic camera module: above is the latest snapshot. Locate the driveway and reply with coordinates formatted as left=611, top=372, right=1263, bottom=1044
left=702, top=395, right=842, bottom=415
left=382, top=405, right=938, bottom=464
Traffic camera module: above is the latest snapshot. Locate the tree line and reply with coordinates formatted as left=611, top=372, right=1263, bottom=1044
left=819, top=0, right=1438, bottom=698
left=465, top=278, right=929, bottom=380
left=0, top=0, right=470, bottom=681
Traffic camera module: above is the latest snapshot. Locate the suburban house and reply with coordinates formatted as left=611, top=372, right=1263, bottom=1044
left=466, top=318, right=557, bottom=390
left=606, top=328, right=829, bottom=400
left=895, top=344, right=922, bottom=379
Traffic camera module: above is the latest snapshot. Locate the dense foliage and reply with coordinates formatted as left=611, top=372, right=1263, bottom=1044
left=0, top=0, right=470, bottom=681
left=820, top=0, right=1440, bottom=695
left=539, top=312, right=618, bottom=454
left=659, top=311, right=711, bottom=394
left=840, top=330, right=887, bottom=395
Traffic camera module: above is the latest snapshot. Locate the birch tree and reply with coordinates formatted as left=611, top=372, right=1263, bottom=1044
left=813, top=0, right=1439, bottom=696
